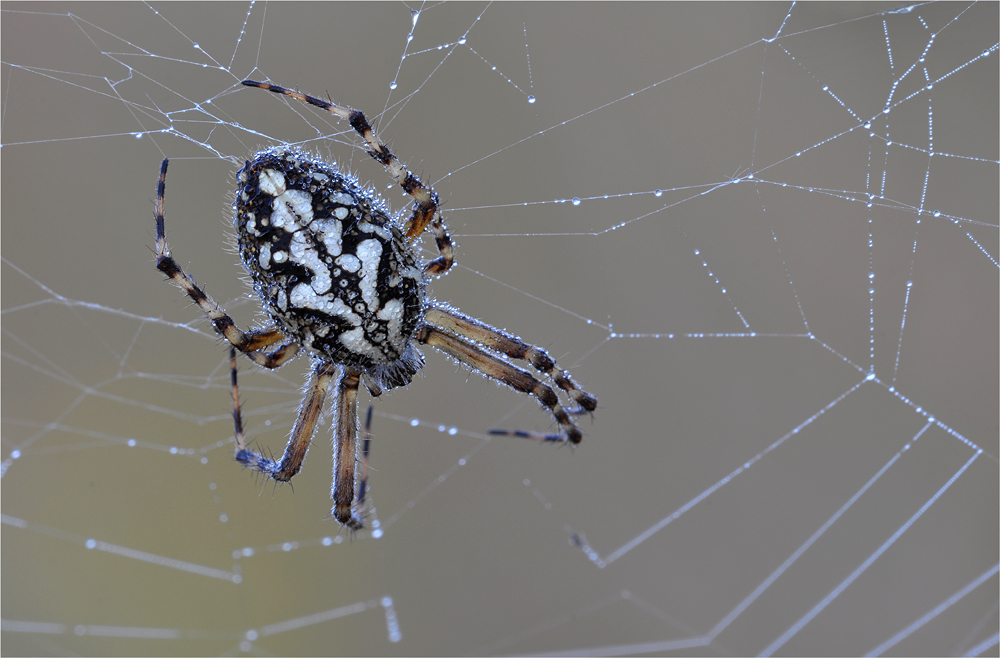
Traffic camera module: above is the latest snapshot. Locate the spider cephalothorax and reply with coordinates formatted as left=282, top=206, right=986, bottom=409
left=234, top=148, right=425, bottom=393
left=151, top=79, right=596, bottom=529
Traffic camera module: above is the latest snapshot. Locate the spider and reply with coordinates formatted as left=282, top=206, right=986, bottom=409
left=151, top=79, right=596, bottom=528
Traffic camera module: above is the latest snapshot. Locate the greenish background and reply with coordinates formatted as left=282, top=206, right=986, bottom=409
left=3, top=3, right=997, bottom=655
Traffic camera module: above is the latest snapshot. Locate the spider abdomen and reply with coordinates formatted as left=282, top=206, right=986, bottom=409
left=234, top=148, right=426, bottom=388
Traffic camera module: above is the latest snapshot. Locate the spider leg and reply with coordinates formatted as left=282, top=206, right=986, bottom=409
left=231, top=347, right=249, bottom=454
left=240, top=329, right=301, bottom=369
left=331, top=367, right=364, bottom=529
left=416, top=326, right=585, bottom=444
left=231, top=347, right=364, bottom=530
left=356, top=405, right=374, bottom=511
left=487, top=428, right=568, bottom=442
left=154, top=159, right=301, bottom=367
left=229, top=344, right=311, bottom=459
left=235, top=358, right=338, bottom=483
left=241, top=81, right=455, bottom=275
left=426, top=305, right=597, bottom=413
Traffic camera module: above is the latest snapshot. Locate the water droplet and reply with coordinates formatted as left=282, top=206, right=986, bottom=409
left=389, top=81, right=397, bottom=90
left=933, top=210, right=941, bottom=217
left=372, top=529, right=383, bottom=538
left=926, top=83, right=933, bottom=90
left=883, top=106, right=891, bottom=114
left=886, top=140, right=892, bottom=146
left=571, top=197, right=581, bottom=206
left=983, top=49, right=990, bottom=57
left=919, top=56, right=925, bottom=62
left=867, top=202, right=872, bottom=208
left=863, top=121, right=871, bottom=129
left=193, top=43, right=200, bottom=50
left=459, top=37, right=467, bottom=45
left=134, top=132, right=143, bottom=139
left=869, top=272, right=875, bottom=279
left=654, top=189, right=662, bottom=197
left=527, top=95, right=535, bottom=104
left=822, top=85, right=828, bottom=91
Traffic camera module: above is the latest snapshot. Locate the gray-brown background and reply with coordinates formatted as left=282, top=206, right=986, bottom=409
left=3, top=3, right=997, bottom=656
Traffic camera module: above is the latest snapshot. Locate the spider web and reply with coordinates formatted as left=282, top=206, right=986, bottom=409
left=2, top=2, right=997, bottom=655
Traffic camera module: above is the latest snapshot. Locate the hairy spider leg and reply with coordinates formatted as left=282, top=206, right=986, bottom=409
left=241, top=80, right=454, bottom=276
left=331, top=368, right=363, bottom=528
left=357, top=405, right=374, bottom=510
left=415, top=325, right=584, bottom=444
left=154, top=159, right=301, bottom=368
left=426, top=305, right=597, bottom=413
left=231, top=344, right=366, bottom=527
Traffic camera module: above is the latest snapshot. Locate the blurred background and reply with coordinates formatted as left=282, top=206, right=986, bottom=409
left=2, top=3, right=997, bottom=656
